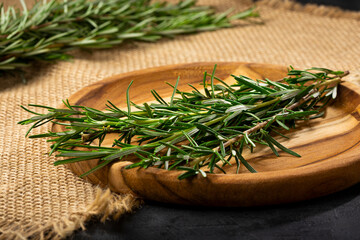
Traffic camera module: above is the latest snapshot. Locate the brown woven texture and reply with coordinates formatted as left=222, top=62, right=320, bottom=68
left=0, top=0, right=359, bottom=239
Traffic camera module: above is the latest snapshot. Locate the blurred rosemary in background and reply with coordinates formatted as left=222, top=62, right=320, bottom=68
left=0, top=0, right=259, bottom=73
left=19, top=66, right=348, bottom=179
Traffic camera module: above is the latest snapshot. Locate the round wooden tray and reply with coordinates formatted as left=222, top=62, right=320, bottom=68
left=53, top=62, right=360, bottom=206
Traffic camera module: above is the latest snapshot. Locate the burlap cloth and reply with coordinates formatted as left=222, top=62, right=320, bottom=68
left=0, top=0, right=359, bottom=239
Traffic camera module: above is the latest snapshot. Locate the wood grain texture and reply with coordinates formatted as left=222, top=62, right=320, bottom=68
left=52, top=62, right=360, bottom=206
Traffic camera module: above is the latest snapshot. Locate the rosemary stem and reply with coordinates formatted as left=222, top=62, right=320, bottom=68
left=190, top=75, right=345, bottom=167
left=0, top=1, right=259, bottom=73
left=19, top=66, right=346, bottom=179
left=315, top=75, right=346, bottom=88
left=252, top=97, right=280, bottom=110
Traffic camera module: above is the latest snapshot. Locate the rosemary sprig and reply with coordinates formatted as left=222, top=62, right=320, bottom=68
left=19, top=66, right=348, bottom=179
left=0, top=0, right=259, bottom=73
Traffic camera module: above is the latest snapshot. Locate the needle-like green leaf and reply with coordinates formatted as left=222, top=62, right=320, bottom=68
left=19, top=65, right=347, bottom=179
left=0, top=0, right=260, bottom=77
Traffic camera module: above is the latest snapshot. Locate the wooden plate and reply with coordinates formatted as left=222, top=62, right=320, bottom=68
left=53, top=62, right=360, bottom=206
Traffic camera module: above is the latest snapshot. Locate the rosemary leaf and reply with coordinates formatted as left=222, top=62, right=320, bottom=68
left=19, top=65, right=348, bottom=179
left=0, top=0, right=259, bottom=75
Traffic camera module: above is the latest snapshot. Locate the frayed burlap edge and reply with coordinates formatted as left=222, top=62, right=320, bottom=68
left=256, top=0, right=360, bottom=20
left=0, top=188, right=142, bottom=240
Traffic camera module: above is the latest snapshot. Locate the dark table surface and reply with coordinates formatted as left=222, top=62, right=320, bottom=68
left=71, top=1, right=360, bottom=239
left=72, top=183, right=360, bottom=240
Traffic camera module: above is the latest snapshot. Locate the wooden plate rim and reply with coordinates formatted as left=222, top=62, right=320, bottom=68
left=53, top=62, right=360, bottom=191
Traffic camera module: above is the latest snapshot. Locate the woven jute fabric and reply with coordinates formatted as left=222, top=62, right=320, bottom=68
left=0, top=0, right=359, bottom=239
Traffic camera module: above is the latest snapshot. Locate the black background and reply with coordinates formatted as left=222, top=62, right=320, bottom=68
left=295, top=0, right=359, bottom=10
left=72, top=184, right=360, bottom=240
left=70, top=1, right=360, bottom=239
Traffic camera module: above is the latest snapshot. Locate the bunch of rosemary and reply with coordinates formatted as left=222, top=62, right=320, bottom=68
left=0, top=0, right=259, bottom=73
left=19, top=66, right=348, bottom=179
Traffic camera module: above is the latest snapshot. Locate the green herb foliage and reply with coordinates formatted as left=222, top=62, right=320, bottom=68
left=0, top=0, right=259, bottom=73
left=19, top=66, right=348, bottom=179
